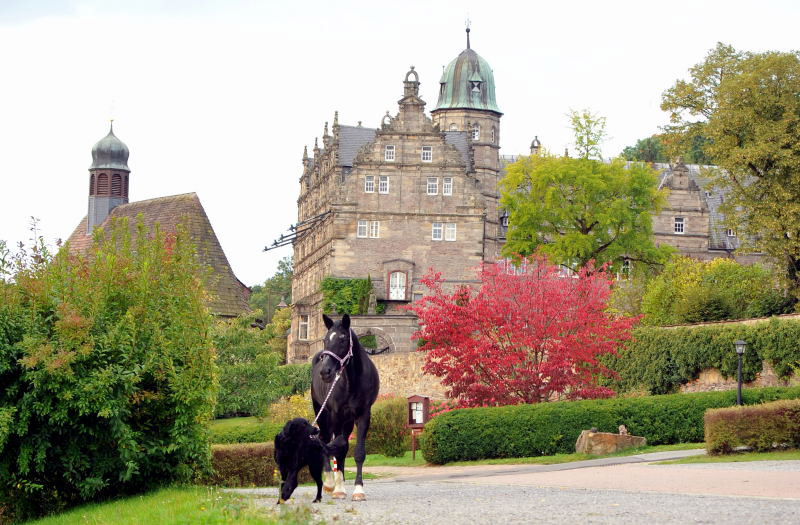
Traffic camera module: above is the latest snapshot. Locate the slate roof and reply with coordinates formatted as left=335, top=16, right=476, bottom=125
left=654, top=163, right=739, bottom=251
left=337, top=125, right=377, bottom=167
left=443, top=131, right=471, bottom=166
left=65, top=193, right=251, bottom=317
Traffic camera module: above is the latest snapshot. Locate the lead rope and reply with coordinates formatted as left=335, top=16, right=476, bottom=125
left=311, top=330, right=353, bottom=428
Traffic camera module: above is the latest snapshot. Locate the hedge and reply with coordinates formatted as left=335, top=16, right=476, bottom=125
left=604, top=318, right=800, bottom=395
left=420, top=386, right=800, bottom=464
left=209, top=417, right=284, bottom=445
left=208, top=443, right=312, bottom=487
left=705, top=399, right=800, bottom=454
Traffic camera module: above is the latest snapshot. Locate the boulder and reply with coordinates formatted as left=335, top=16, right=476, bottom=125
left=575, top=430, right=646, bottom=455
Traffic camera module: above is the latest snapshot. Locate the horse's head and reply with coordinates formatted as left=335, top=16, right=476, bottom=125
left=319, top=313, right=353, bottom=383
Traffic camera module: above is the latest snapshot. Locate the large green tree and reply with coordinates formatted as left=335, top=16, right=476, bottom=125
left=662, top=43, right=800, bottom=293
left=621, top=136, right=669, bottom=163
left=501, top=112, right=672, bottom=272
left=249, top=255, right=292, bottom=319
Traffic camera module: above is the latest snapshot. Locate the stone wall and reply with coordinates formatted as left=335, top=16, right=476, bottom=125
left=370, top=350, right=446, bottom=400
left=680, top=361, right=800, bottom=393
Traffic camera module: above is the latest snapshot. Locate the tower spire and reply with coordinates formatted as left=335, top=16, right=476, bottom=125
left=465, top=18, right=471, bottom=49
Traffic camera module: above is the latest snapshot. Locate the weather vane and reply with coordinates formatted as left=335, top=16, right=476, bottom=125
left=465, top=17, right=471, bottom=49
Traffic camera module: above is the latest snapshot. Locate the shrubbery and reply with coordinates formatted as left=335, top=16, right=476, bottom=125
left=0, top=220, right=216, bottom=520
left=368, top=396, right=411, bottom=457
left=705, top=399, right=800, bottom=454
left=604, top=318, right=800, bottom=395
left=420, top=387, right=800, bottom=464
left=209, top=417, right=284, bottom=445
left=267, top=393, right=314, bottom=425
left=208, top=443, right=311, bottom=487
left=320, top=277, right=372, bottom=314
left=641, top=257, right=794, bottom=325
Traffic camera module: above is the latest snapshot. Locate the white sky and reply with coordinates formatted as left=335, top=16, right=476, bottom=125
left=1, top=0, right=798, bottom=286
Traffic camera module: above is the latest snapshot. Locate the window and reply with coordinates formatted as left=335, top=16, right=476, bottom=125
left=89, top=174, right=95, bottom=194
left=111, top=174, right=122, bottom=196
left=449, top=123, right=458, bottom=131
left=443, top=177, right=453, bottom=196
left=364, top=175, right=374, bottom=193
left=369, top=220, right=380, bottom=238
left=427, top=177, right=438, bottom=195
left=727, top=228, right=736, bottom=237
left=470, top=80, right=481, bottom=93
left=385, top=145, right=395, bottom=162
left=379, top=175, right=389, bottom=194
left=501, top=215, right=509, bottom=227
left=445, top=223, right=457, bottom=241
left=432, top=222, right=443, bottom=241
left=299, top=315, right=309, bottom=340
left=705, top=191, right=712, bottom=198
left=357, top=220, right=368, bottom=238
left=491, top=127, right=496, bottom=144
left=471, top=123, right=480, bottom=141
left=674, top=217, right=685, bottom=234
left=389, top=271, right=407, bottom=300
left=620, top=259, right=631, bottom=280
left=421, top=146, right=432, bottom=162
left=97, top=173, right=108, bottom=195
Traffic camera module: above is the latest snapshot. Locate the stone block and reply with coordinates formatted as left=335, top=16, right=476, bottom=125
left=575, top=430, right=646, bottom=455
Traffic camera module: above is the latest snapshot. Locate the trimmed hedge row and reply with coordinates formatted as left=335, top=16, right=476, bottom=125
left=705, top=399, right=800, bottom=454
left=420, top=386, right=800, bottom=464
left=208, top=443, right=312, bottom=487
left=604, top=318, right=800, bottom=395
left=209, top=417, right=284, bottom=445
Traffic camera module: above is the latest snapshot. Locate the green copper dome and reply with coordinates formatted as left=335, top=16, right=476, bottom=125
left=434, top=43, right=501, bottom=115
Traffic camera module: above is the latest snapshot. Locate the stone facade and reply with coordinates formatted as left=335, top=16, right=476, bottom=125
left=288, top=47, right=502, bottom=364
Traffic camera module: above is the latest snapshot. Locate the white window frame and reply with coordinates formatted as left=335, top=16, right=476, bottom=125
left=421, top=146, right=432, bottom=162
left=443, top=177, right=453, bottom=196
left=674, top=217, right=685, bottom=234
left=445, top=223, right=457, bottom=241
left=449, top=123, right=458, bottom=131
left=378, top=175, right=389, bottom=194
left=432, top=222, right=443, bottom=241
left=427, top=177, right=439, bottom=195
left=299, top=314, right=309, bottom=340
left=389, top=271, right=407, bottom=301
left=357, top=220, right=368, bottom=238
left=471, top=124, right=480, bottom=141
left=364, top=175, right=374, bottom=193
left=501, top=215, right=509, bottom=227
left=726, top=228, right=736, bottom=237
left=369, top=220, right=380, bottom=238
left=490, top=128, right=496, bottom=144
left=384, top=145, right=395, bottom=162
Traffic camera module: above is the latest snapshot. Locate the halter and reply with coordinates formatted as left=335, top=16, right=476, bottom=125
left=312, top=329, right=353, bottom=427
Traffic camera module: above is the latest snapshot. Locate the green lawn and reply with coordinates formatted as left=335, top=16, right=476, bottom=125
left=24, top=486, right=312, bottom=525
left=658, top=449, right=800, bottom=465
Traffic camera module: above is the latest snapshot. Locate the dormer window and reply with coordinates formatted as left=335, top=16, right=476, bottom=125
left=470, top=81, right=481, bottom=93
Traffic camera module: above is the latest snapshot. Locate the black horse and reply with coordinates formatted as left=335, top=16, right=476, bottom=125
left=311, top=313, right=380, bottom=501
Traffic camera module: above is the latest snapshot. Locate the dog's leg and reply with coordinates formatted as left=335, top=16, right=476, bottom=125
left=310, top=461, right=324, bottom=503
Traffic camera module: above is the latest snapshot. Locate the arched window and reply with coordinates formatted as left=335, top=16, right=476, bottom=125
left=491, top=127, right=496, bottom=144
left=471, top=123, right=480, bottom=141
left=111, top=174, right=122, bottom=196
left=449, top=123, right=458, bottom=132
left=389, top=271, right=407, bottom=300
left=97, top=173, right=109, bottom=195
left=89, top=174, right=95, bottom=195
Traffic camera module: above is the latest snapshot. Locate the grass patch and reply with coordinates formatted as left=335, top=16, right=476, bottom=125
left=658, top=449, right=800, bottom=465
left=24, top=486, right=312, bottom=525
left=348, top=451, right=428, bottom=468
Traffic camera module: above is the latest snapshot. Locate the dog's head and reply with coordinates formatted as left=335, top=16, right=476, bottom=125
left=274, top=418, right=320, bottom=503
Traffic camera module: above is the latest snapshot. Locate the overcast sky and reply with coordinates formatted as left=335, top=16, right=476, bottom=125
left=1, top=0, right=798, bottom=286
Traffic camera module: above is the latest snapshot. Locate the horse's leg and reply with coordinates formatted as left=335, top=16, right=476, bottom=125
left=351, top=412, right=370, bottom=501
left=331, top=419, right=351, bottom=499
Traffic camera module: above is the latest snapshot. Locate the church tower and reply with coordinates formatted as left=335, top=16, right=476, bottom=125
left=87, top=123, right=130, bottom=233
left=431, top=27, right=503, bottom=260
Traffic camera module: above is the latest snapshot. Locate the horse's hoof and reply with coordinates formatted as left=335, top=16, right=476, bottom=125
left=332, top=492, right=347, bottom=499
left=323, top=486, right=334, bottom=493
left=351, top=492, right=366, bottom=501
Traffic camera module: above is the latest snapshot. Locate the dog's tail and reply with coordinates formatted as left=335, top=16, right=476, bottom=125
left=324, top=435, right=348, bottom=458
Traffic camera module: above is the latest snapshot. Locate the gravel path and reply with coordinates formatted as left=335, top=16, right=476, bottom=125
left=245, top=481, right=800, bottom=524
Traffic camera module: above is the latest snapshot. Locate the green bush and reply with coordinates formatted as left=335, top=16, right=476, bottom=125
left=705, top=399, right=800, bottom=454
left=209, top=417, right=284, bottom=445
left=321, top=277, right=372, bottom=315
left=368, top=397, right=411, bottom=457
left=604, top=318, right=800, bottom=395
left=641, top=257, right=794, bottom=326
left=0, top=219, right=216, bottom=521
left=420, top=386, right=800, bottom=464
left=207, top=443, right=312, bottom=487
left=214, top=309, right=303, bottom=418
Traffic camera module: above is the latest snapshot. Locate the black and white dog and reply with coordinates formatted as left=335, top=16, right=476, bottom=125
left=274, top=417, right=347, bottom=503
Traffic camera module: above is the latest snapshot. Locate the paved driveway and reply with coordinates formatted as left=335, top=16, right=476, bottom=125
left=245, top=451, right=800, bottom=524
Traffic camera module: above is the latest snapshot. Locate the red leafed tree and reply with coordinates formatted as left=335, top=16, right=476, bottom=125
left=406, top=257, right=639, bottom=407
